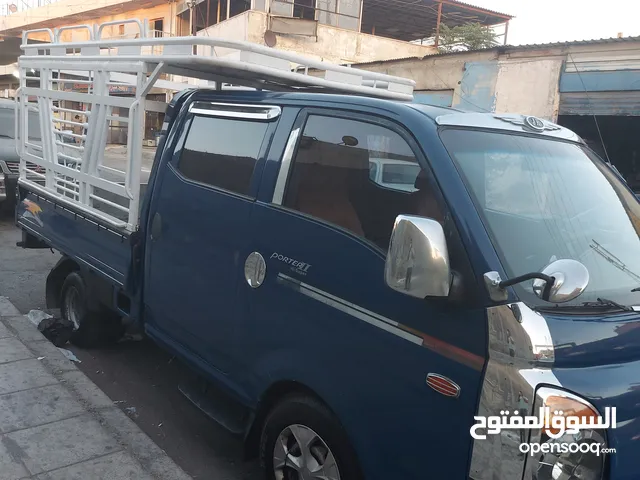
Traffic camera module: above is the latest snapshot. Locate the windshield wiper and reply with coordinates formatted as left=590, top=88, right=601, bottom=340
left=537, top=297, right=632, bottom=312
left=582, top=297, right=632, bottom=311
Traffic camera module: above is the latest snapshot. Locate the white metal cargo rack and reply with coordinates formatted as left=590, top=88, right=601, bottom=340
left=15, top=19, right=416, bottom=232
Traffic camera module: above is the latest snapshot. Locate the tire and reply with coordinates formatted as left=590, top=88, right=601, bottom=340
left=60, top=271, right=124, bottom=348
left=260, top=394, right=363, bottom=480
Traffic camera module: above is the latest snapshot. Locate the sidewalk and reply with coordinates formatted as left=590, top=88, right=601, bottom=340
left=0, top=297, right=193, bottom=480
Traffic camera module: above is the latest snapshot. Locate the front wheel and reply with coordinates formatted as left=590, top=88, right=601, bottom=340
left=60, top=271, right=124, bottom=348
left=260, top=395, right=363, bottom=480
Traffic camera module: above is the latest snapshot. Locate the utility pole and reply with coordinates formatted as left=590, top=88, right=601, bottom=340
left=186, top=0, right=197, bottom=35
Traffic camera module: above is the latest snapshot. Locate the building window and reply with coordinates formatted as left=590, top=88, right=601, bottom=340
left=177, top=115, right=268, bottom=196
left=270, top=0, right=294, bottom=16
left=253, top=0, right=267, bottom=11
left=317, top=0, right=337, bottom=26
left=294, top=0, right=315, bottom=20
left=151, top=18, right=164, bottom=37
left=230, top=0, right=252, bottom=17
left=336, top=0, right=360, bottom=30
left=284, top=115, right=443, bottom=249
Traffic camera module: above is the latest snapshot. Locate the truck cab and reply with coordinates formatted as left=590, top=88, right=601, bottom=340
left=14, top=22, right=640, bottom=480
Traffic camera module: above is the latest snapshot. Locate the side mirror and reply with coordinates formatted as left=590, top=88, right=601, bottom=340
left=485, top=258, right=589, bottom=303
left=384, top=215, right=451, bottom=299
left=532, top=259, right=589, bottom=303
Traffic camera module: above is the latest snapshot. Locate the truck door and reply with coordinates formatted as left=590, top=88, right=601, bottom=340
left=240, top=110, right=486, bottom=479
left=143, top=101, right=280, bottom=373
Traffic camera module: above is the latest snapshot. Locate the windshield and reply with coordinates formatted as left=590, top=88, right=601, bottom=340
left=441, top=128, right=640, bottom=307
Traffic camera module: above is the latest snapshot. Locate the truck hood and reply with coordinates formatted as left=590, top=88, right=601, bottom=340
left=545, top=311, right=640, bottom=367
left=545, top=311, right=640, bottom=480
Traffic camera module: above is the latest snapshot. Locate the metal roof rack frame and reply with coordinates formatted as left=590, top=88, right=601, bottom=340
left=20, top=19, right=416, bottom=100
left=16, top=19, right=416, bottom=232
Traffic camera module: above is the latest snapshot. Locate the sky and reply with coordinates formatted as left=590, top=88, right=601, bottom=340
left=471, top=0, right=640, bottom=46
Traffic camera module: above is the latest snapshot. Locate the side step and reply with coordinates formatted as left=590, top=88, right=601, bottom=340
left=178, top=373, right=250, bottom=435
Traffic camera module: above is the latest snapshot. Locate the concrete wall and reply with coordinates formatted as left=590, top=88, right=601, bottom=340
left=63, top=5, right=173, bottom=42
left=456, top=61, right=499, bottom=112
left=278, top=22, right=435, bottom=64
left=200, top=10, right=435, bottom=64
left=354, top=50, right=499, bottom=110
left=196, top=11, right=256, bottom=58
left=494, top=59, right=563, bottom=119
left=5, top=3, right=173, bottom=43
left=355, top=40, right=640, bottom=120
left=355, top=49, right=565, bottom=120
left=0, top=0, right=168, bottom=35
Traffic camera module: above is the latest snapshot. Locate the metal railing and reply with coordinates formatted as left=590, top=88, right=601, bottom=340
left=15, top=18, right=415, bottom=231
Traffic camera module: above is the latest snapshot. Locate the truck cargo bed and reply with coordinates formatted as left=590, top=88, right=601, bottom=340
left=16, top=185, right=133, bottom=288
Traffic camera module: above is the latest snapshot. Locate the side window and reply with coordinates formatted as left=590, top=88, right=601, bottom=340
left=177, top=115, right=268, bottom=196
left=284, top=115, right=445, bottom=250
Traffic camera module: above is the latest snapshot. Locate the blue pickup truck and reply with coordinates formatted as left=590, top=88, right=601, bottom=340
left=16, top=86, right=640, bottom=480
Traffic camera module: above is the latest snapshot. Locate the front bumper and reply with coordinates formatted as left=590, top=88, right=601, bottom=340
left=0, top=161, right=11, bottom=202
left=3, top=173, right=18, bottom=206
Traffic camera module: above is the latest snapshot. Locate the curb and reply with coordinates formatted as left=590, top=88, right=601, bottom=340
left=0, top=296, right=193, bottom=480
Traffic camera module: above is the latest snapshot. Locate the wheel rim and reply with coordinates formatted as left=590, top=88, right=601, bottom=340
left=64, top=286, right=83, bottom=330
left=273, top=424, right=341, bottom=480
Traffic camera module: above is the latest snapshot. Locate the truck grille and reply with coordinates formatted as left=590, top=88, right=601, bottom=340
left=2, top=161, right=46, bottom=185
left=4, top=162, right=19, bottom=174
left=6, top=162, right=41, bottom=175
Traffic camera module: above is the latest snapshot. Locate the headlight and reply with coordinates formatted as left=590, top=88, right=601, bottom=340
left=525, top=387, right=607, bottom=480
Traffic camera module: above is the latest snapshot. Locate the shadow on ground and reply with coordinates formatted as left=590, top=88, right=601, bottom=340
left=1, top=214, right=260, bottom=480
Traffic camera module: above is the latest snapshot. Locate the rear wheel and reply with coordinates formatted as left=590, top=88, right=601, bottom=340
left=260, top=395, right=363, bottom=480
left=60, top=271, right=124, bottom=348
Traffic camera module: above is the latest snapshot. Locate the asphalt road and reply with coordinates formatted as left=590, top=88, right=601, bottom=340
left=0, top=214, right=261, bottom=480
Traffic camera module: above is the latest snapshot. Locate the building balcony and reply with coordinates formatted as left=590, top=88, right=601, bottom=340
left=195, top=9, right=436, bottom=65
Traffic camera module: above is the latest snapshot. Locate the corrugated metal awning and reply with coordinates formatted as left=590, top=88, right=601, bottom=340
left=559, top=91, right=640, bottom=116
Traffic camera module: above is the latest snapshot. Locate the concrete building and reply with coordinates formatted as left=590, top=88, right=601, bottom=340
left=355, top=36, right=640, bottom=189
left=0, top=0, right=511, bottom=142
left=0, top=0, right=512, bottom=64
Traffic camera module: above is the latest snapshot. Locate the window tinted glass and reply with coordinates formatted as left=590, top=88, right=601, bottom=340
left=381, top=162, right=421, bottom=188
left=368, top=161, right=377, bottom=181
left=178, top=115, right=268, bottom=196
left=284, top=115, right=444, bottom=250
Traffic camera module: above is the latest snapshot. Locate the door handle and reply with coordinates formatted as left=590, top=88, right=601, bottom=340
left=150, top=212, right=162, bottom=241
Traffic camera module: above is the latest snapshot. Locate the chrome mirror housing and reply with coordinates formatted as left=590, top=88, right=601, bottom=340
left=384, top=215, right=451, bottom=299
left=532, top=259, right=589, bottom=303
